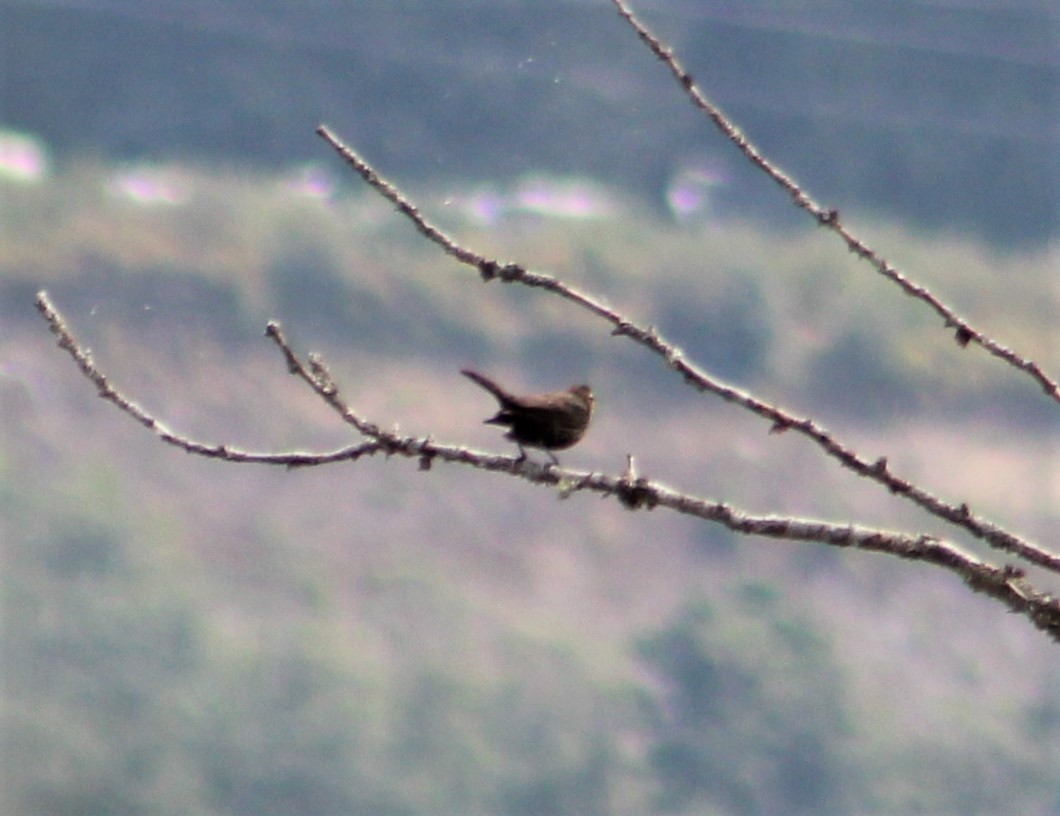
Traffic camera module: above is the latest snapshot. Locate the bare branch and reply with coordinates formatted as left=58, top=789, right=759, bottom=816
left=36, top=291, right=1060, bottom=640
left=35, top=290, right=382, bottom=467
left=607, top=0, right=1060, bottom=405
left=314, top=129, right=1059, bottom=575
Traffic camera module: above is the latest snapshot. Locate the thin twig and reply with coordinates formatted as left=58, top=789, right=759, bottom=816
left=314, top=127, right=1059, bottom=574
left=35, top=291, right=383, bottom=467
left=607, top=0, right=1059, bottom=405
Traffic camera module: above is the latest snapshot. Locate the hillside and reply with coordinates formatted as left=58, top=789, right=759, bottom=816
left=2, top=158, right=1058, bottom=813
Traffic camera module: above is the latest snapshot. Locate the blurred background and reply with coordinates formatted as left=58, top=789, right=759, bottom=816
left=2, top=1, right=1059, bottom=814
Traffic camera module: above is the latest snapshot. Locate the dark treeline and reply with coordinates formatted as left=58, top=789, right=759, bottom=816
left=2, top=0, right=1056, bottom=245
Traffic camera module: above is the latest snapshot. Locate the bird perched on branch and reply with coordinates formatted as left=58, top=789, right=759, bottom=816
left=461, top=368, right=594, bottom=465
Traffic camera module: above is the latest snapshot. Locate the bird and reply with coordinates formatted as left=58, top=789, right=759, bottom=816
left=461, top=368, right=594, bottom=465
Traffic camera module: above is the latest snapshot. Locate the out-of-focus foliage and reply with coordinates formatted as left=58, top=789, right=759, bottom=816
left=2, top=159, right=1058, bottom=814
left=1, top=1, right=1056, bottom=245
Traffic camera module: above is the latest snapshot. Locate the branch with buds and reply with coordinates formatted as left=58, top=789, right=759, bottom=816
left=35, top=1, right=1058, bottom=641
left=34, top=292, right=1060, bottom=642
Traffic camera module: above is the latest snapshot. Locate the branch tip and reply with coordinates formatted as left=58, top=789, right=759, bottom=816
left=609, top=0, right=1059, bottom=404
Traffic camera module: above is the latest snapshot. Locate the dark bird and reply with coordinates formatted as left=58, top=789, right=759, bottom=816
left=461, top=368, right=594, bottom=465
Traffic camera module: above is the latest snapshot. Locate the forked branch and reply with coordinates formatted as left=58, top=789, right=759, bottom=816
left=315, top=126, right=1059, bottom=575
left=34, top=4, right=1057, bottom=645
left=35, top=291, right=1060, bottom=643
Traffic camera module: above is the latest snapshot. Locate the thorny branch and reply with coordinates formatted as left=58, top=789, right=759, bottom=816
left=315, top=125, right=1059, bottom=575
left=35, top=291, right=1060, bottom=643
left=608, top=0, right=1060, bottom=405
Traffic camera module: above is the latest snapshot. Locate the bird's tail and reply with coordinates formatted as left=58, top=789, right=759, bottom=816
left=460, top=369, right=512, bottom=405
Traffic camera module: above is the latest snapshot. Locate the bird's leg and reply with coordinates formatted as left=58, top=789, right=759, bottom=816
left=546, top=451, right=560, bottom=467
left=515, top=444, right=528, bottom=463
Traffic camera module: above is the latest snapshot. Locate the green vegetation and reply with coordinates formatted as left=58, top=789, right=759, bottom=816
left=3, top=161, right=1057, bottom=814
